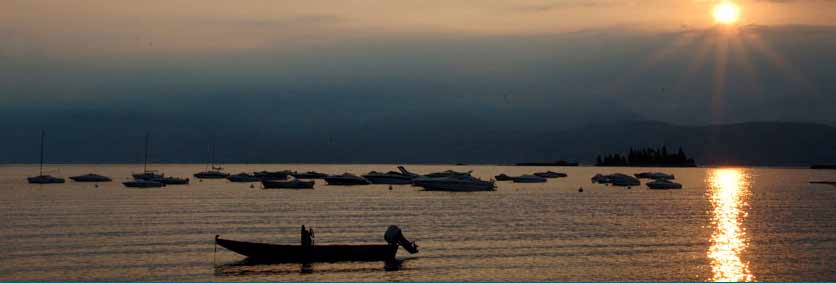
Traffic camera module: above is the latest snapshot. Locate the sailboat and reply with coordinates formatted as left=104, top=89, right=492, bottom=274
left=194, top=137, right=229, bottom=179
left=124, top=132, right=189, bottom=187
left=27, top=130, right=66, bottom=184
left=125, top=132, right=164, bottom=188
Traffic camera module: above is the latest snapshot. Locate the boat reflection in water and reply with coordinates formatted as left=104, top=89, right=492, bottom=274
left=707, top=169, right=755, bottom=282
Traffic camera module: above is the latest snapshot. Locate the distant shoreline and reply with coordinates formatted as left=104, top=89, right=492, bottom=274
left=0, top=163, right=824, bottom=169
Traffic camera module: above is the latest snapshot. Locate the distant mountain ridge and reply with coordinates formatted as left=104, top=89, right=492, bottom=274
left=1, top=120, right=835, bottom=166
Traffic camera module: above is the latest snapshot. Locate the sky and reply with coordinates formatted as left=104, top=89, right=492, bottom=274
left=1, top=0, right=835, bottom=163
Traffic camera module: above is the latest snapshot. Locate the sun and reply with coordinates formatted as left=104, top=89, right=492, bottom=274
left=713, top=2, right=741, bottom=24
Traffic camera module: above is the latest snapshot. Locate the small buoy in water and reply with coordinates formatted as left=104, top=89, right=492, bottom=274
left=250, top=184, right=254, bottom=189
left=94, top=184, right=99, bottom=188
left=627, top=186, right=632, bottom=190
left=578, top=187, right=583, bottom=192
left=388, top=185, right=393, bottom=190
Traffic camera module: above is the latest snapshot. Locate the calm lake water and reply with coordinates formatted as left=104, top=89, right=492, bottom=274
left=0, top=164, right=834, bottom=281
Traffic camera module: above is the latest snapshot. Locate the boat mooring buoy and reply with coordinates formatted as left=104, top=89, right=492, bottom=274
left=578, top=187, right=583, bottom=192
left=389, top=185, right=393, bottom=190
left=250, top=184, right=254, bottom=189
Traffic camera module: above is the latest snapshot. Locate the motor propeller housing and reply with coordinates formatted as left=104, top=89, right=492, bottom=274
left=384, top=225, right=419, bottom=254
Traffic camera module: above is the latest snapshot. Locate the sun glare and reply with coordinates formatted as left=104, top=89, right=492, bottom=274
left=713, top=2, right=741, bottom=24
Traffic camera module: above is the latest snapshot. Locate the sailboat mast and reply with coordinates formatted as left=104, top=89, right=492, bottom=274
left=144, top=132, right=150, bottom=173
left=39, top=130, right=45, bottom=176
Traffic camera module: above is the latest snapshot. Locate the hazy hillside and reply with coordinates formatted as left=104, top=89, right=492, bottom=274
left=2, top=120, right=835, bottom=166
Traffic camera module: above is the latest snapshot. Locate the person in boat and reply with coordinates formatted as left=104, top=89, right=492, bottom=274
left=301, top=225, right=314, bottom=247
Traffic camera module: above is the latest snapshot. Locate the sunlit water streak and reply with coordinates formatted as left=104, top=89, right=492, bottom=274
left=707, top=168, right=754, bottom=281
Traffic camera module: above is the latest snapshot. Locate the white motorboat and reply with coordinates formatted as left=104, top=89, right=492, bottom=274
left=412, top=175, right=495, bottom=192
left=512, top=174, right=547, bottom=183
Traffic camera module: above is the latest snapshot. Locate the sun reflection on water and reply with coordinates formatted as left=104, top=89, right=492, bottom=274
left=707, top=168, right=755, bottom=282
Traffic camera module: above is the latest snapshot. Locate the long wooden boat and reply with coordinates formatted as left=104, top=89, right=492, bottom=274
left=215, top=225, right=418, bottom=263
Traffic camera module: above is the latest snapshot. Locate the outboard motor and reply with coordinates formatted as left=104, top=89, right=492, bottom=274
left=384, top=225, right=419, bottom=254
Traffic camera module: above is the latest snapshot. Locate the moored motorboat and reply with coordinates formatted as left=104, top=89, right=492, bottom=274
left=69, top=173, right=112, bottom=182
left=254, top=170, right=291, bottom=181
left=425, top=170, right=472, bottom=178
left=324, top=173, right=371, bottom=185
left=533, top=171, right=567, bottom=178
left=810, top=181, right=836, bottom=186
left=133, top=171, right=164, bottom=180
left=512, top=174, right=547, bottom=183
left=634, top=172, right=675, bottom=180
left=646, top=179, right=683, bottom=189
left=123, top=179, right=164, bottom=188
left=413, top=175, right=495, bottom=192
left=215, top=225, right=418, bottom=263
left=194, top=169, right=229, bottom=179
left=592, top=173, right=641, bottom=187
left=28, top=175, right=66, bottom=184
left=227, top=173, right=261, bottom=183
left=157, top=176, right=189, bottom=185
left=262, top=179, right=315, bottom=189
left=291, top=171, right=329, bottom=179
left=495, top=174, right=514, bottom=181
left=362, top=166, right=420, bottom=184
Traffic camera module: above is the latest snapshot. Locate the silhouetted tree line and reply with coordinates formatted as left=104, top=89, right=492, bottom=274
left=595, top=146, right=696, bottom=167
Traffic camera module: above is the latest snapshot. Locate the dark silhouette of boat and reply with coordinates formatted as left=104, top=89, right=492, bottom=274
left=290, top=171, right=329, bottom=179
left=533, top=171, right=568, bottom=178
left=424, top=170, right=472, bottom=178
left=69, top=173, right=112, bottom=182
left=254, top=170, right=291, bottom=180
left=810, top=164, right=836, bottom=169
left=324, top=173, right=371, bottom=185
left=362, top=166, right=421, bottom=184
left=27, top=130, right=65, bottom=184
left=809, top=181, right=836, bottom=186
left=194, top=169, right=229, bottom=179
left=494, top=174, right=514, bottom=181
left=123, top=179, right=164, bottom=188
left=194, top=138, right=229, bottom=179
left=157, top=176, right=189, bottom=185
left=126, top=132, right=188, bottom=187
left=215, top=225, right=418, bottom=263
left=512, top=174, right=547, bottom=183
left=228, top=173, right=261, bottom=182
left=262, top=179, right=315, bottom=189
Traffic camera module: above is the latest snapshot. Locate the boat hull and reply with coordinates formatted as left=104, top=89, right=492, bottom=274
left=27, top=175, right=66, bottom=184
left=194, top=172, right=229, bottom=179
left=262, top=180, right=315, bottom=189
left=123, top=181, right=164, bottom=188
left=69, top=175, right=112, bottom=182
left=362, top=175, right=413, bottom=185
left=324, top=177, right=370, bottom=186
left=215, top=238, right=398, bottom=263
